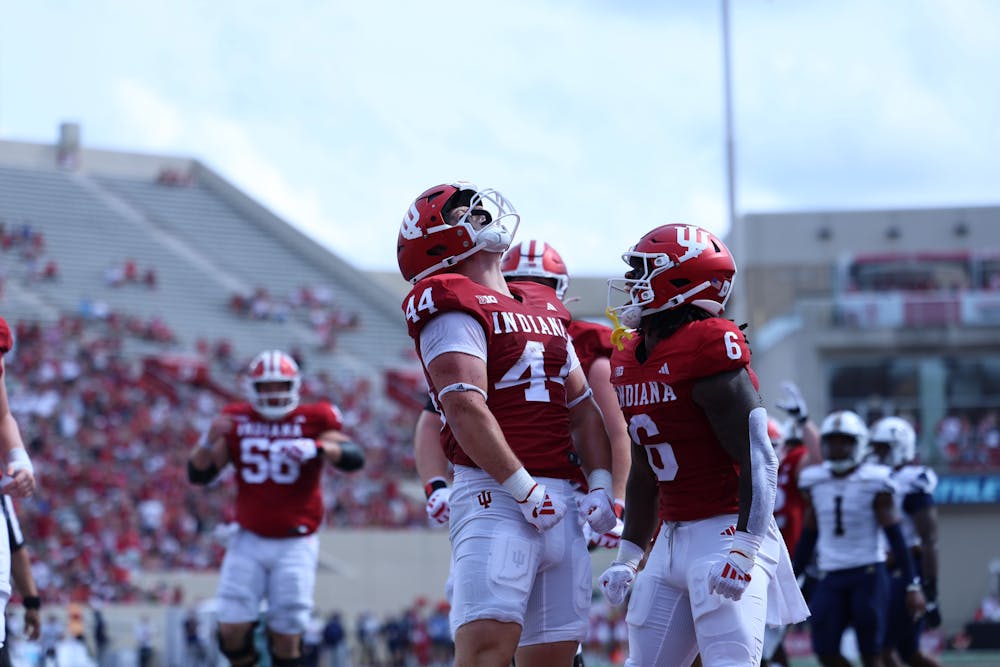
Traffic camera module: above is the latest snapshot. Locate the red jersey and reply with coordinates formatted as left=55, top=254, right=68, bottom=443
left=774, top=443, right=809, bottom=553
left=404, top=274, right=581, bottom=481
left=0, top=316, right=11, bottom=356
left=221, top=402, right=343, bottom=538
left=567, top=320, right=613, bottom=376
left=610, top=318, right=756, bottom=522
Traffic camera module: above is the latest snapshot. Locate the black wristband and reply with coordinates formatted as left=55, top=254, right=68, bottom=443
left=424, top=477, right=448, bottom=499
left=23, top=596, right=41, bottom=610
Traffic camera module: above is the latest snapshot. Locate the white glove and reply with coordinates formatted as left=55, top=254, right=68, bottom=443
left=707, top=531, right=759, bottom=601
left=776, top=381, right=808, bottom=422
left=600, top=539, right=644, bottom=606
left=517, top=483, right=566, bottom=533
left=425, top=487, right=452, bottom=526
left=273, top=438, right=319, bottom=463
left=579, top=488, right=617, bottom=534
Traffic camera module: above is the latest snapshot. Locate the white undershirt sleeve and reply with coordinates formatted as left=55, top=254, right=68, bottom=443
left=419, top=311, right=488, bottom=365
left=565, top=337, right=581, bottom=374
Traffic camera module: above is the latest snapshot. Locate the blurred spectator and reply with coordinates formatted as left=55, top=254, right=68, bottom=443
left=322, top=611, right=346, bottom=667
left=134, top=614, right=153, bottom=667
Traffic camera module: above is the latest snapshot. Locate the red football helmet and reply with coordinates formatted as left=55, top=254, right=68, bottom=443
left=397, top=181, right=520, bottom=284
left=501, top=239, right=569, bottom=299
left=245, top=349, right=301, bottom=420
left=607, top=224, right=736, bottom=328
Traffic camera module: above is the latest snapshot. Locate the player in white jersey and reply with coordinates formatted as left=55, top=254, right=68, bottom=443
left=793, top=411, right=925, bottom=667
left=869, top=417, right=942, bottom=667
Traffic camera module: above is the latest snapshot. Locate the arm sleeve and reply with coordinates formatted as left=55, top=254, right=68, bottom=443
left=747, top=407, right=779, bottom=537
left=419, top=312, right=488, bottom=365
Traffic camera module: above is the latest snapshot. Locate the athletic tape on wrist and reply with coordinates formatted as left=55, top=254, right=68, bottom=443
left=502, top=467, right=536, bottom=503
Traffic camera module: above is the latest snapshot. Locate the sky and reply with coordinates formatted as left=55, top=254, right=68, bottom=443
left=1, top=0, right=998, bottom=277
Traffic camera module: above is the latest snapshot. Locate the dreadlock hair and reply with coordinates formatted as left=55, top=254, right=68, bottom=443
left=636, top=305, right=715, bottom=362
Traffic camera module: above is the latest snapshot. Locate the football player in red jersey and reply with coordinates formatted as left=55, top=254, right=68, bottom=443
left=598, top=224, right=808, bottom=666
left=0, top=316, right=38, bottom=657
left=187, top=349, right=364, bottom=667
left=398, top=182, right=616, bottom=667
left=501, top=239, right=630, bottom=549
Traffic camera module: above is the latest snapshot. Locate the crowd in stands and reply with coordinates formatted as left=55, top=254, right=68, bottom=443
left=229, top=284, right=361, bottom=351
left=3, top=315, right=425, bottom=606
left=935, top=409, right=1000, bottom=469
left=103, top=259, right=157, bottom=289
left=155, top=168, right=195, bottom=187
left=0, top=219, right=60, bottom=289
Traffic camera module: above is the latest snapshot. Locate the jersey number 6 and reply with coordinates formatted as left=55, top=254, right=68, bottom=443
left=628, top=413, right=679, bottom=481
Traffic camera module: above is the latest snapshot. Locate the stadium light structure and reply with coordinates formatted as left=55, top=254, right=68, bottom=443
left=720, top=0, right=747, bottom=325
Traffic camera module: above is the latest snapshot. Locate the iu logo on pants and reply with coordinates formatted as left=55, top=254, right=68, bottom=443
left=477, top=490, right=492, bottom=509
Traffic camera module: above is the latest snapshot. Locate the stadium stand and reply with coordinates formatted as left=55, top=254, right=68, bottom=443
left=0, top=146, right=412, bottom=385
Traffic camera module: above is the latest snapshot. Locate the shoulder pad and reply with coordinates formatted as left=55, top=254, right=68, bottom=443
left=508, top=281, right=572, bottom=321
left=569, top=320, right=614, bottom=364
left=687, top=319, right=750, bottom=376
left=798, top=463, right=830, bottom=490
left=222, top=403, right=251, bottom=417
left=896, top=465, right=938, bottom=494
left=857, top=462, right=897, bottom=494
left=306, top=401, right=344, bottom=431
left=402, top=274, right=493, bottom=339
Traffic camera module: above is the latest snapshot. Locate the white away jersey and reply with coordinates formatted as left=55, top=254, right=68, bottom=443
left=892, top=464, right=938, bottom=547
left=799, top=462, right=897, bottom=572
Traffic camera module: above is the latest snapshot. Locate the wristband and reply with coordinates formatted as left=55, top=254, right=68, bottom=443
left=501, top=467, right=536, bottom=503
left=730, top=530, right=763, bottom=562
left=22, top=596, right=40, bottom=610
left=424, top=477, right=448, bottom=500
left=614, top=539, right=645, bottom=569
left=587, top=469, right=612, bottom=494
left=7, top=448, right=33, bottom=476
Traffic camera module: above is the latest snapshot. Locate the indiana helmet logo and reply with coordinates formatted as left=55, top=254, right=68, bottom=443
left=477, top=490, right=493, bottom=509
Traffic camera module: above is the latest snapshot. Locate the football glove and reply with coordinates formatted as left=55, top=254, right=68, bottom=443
left=517, top=483, right=566, bottom=533
left=425, top=487, right=452, bottom=527
left=273, top=438, right=319, bottom=462
left=776, top=381, right=808, bottom=422
left=584, top=500, right=624, bottom=549
left=707, top=531, right=760, bottom=601
left=600, top=539, right=644, bottom=606
left=579, top=488, right=617, bottom=534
